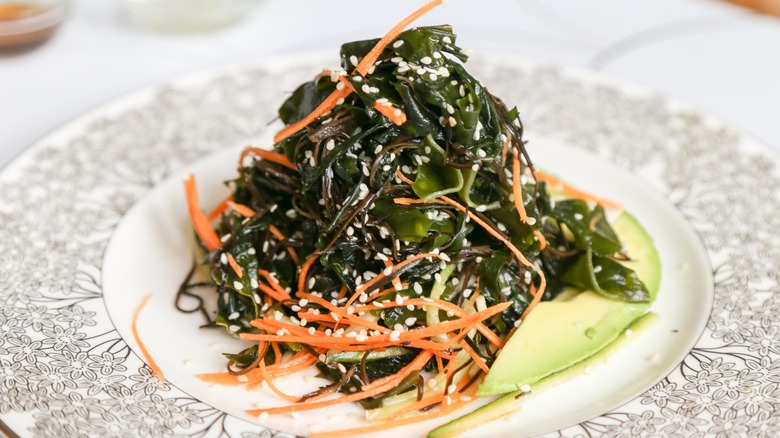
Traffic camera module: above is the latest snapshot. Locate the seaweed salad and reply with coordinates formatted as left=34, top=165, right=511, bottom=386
left=181, top=1, right=652, bottom=436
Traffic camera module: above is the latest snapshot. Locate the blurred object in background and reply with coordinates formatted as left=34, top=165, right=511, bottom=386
left=0, top=0, right=67, bottom=50
left=125, top=0, right=260, bottom=33
left=726, top=0, right=780, bottom=16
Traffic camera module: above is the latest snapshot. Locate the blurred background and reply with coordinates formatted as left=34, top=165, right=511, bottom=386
left=1, top=0, right=779, bottom=167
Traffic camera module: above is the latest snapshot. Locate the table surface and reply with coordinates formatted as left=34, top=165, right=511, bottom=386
left=1, top=0, right=780, bottom=169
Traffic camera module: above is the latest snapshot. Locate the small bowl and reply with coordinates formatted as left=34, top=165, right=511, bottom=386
left=0, top=0, right=67, bottom=50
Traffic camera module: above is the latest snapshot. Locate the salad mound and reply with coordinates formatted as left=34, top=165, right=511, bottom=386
left=182, top=2, right=652, bottom=436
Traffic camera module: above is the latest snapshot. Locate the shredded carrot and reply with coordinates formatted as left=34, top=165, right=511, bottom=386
left=268, top=225, right=299, bottom=264
left=227, top=201, right=256, bottom=218
left=500, top=136, right=510, bottom=169
left=257, top=282, right=291, bottom=304
left=384, top=259, right=405, bottom=291
left=298, top=254, right=320, bottom=293
left=374, top=102, right=408, bottom=126
left=511, top=152, right=530, bottom=224
left=183, top=174, right=222, bottom=251
left=459, top=340, right=489, bottom=374
left=257, top=269, right=292, bottom=301
left=238, top=147, right=296, bottom=171
left=355, top=252, right=441, bottom=297
left=272, top=0, right=442, bottom=144
left=360, top=350, right=433, bottom=392
left=131, top=294, right=165, bottom=380
left=271, top=342, right=283, bottom=365
left=273, top=89, right=352, bottom=144
left=354, top=0, right=443, bottom=76
left=259, top=360, right=300, bottom=402
left=535, top=170, right=622, bottom=211
left=520, top=283, right=542, bottom=320
left=353, top=297, right=504, bottom=348
left=308, top=388, right=474, bottom=438
left=207, top=194, right=234, bottom=222
left=242, top=302, right=510, bottom=349
left=227, top=253, right=243, bottom=278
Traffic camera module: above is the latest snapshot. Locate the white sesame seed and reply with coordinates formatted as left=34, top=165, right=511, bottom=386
left=331, top=312, right=340, bottom=322
left=338, top=363, right=347, bottom=373
left=220, top=253, right=228, bottom=264
left=420, top=56, right=432, bottom=65
left=443, top=36, right=452, bottom=44
left=349, top=55, right=358, bottom=67
left=475, top=205, right=487, bottom=212
left=276, top=329, right=285, bottom=336
left=430, top=73, right=438, bottom=81
left=361, top=84, right=371, bottom=94
left=392, top=40, right=404, bottom=48
left=405, top=317, right=417, bottom=326
left=229, top=325, right=240, bottom=332
left=228, top=312, right=239, bottom=320
left=391, top=56, right=403, bottom=63
left=383, top=266, right=393, bottom=276
left=233, top=281, right=243, bottom=290
left=336, top=82, right=345, bottom=90
left=526, top=217, right=537, bottom=226
left=446, top=104, right=455, bottom=114
left=594, top=265, right=603, bottom=273
left=574, top=213, right=584, bottom=220
left=220, top=233, right=232, bottom=243
left=325, top=139, right=335, bottom=151
left=448, top=116, right=457, bottom=126
left=471, top=163, right=479, bottom=171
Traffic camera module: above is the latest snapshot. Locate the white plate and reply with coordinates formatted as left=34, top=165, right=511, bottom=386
left=1, top=52, right=777, bottom=437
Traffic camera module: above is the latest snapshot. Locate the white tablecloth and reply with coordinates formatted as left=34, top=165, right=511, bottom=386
left=2, top=0, right=779, bottom=168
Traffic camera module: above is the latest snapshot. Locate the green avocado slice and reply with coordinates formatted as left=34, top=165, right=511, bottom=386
left=476, top=211, right=661, bottom=396
left=428, top=211, right=661, bottom=437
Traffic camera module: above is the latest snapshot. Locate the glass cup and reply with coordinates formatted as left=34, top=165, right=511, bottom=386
left=124, top=0, right=260, bottom=33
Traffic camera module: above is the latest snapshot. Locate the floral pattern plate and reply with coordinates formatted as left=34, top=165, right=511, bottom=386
left=0, top=53, right=777, bottom=437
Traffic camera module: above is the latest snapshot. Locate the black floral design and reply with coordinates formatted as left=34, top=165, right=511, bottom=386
left=0, top=57, right=777, bottom=436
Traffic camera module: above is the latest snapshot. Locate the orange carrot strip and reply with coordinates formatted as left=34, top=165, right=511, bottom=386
left=353, top=0, right=443, bottom=76
left=500, top=135, right=510, bottom=168
left=259, top=360, right=300, bottom=402
left=360, top=351, right=433, bottom=393
left=227, top=201, right=256, bottom=218
left=207, top=194, right=234, bottom=222
left=247, top=367, right=411, bottom=416
left=308, top=394, right=472, bottom=438
left=511, top=154, right=548, bottom=250
left=384, top=259, right=405, bottom=291
left=131, top=294, right=165, bottom=380
left=257, top=282, right=291, bottom=304
left=183, top=174, right=222, bottom=251
left=459, top=340, right=489, bottom=374
left=257, top=269, right=292, bottom=301
left=352, top=297, right=504, bottom=349
left=271, top=342, right=282, bottom=365
left=386, top=393, right=446, bottom=421
left=239, top=333, right=452, bottom=352
left=534, top=170, right=622, bottom=210
left=511, top=152, right=530, bottom=224
left=520, top=283, right=542, bottom=320
left=273, top=89, right=352, bottom=144
left=374, top=102, right=407, bottom=126
left=227, top=253, right=243, bottom=278
left=238, top=147, right=296, bottom=171
left=241, top=302, right=510, bottom=347
left=268, top=225, right=299, bottom=264
left=354, top=252, right=441, bottom=297
left=298, top=254, right=320, bottom=292
left=273, top=0, right=442, bottom=144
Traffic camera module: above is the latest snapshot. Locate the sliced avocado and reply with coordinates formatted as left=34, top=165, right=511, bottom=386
left=428, top=312, right=659, bottom=438
left=477, top=211, right=660, bottom=396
